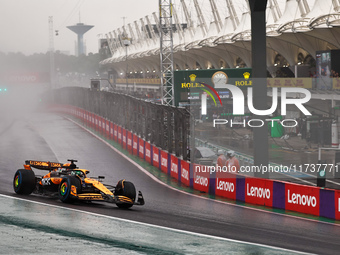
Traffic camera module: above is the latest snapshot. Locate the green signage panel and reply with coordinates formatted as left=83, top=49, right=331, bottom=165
left=174, top=68, right=252, bottom=106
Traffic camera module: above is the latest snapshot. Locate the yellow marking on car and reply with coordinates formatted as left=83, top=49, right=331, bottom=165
left=116, top=196, right=133, bottom=203
left=85, top=178, right=113, bottom=196
left=78, top=194, right=104, bottom=200
left=71, top=185, right=77, bottom=196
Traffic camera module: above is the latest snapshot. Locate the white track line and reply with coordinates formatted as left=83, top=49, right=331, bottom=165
left=0, top=194, right=314, bottom=255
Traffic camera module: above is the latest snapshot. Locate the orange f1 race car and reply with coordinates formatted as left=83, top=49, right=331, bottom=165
left=13, top=159, right=145, bottom=208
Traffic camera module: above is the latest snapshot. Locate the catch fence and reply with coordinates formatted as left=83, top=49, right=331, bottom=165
left=50, top=87, right=192, bottom=160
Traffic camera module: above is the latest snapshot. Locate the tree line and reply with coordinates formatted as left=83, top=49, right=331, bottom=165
left=0, top=51, right=105, bottom=75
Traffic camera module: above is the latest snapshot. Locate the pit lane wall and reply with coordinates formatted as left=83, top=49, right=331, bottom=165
left=52, top=104, right=339, bottom=221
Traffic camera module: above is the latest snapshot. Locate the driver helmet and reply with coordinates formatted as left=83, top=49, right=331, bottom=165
left=217, top=149, right=225, bottom=156
left=227, top=150, right=235, bottom=157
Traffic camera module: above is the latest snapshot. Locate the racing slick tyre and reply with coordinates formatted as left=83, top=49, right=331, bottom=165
left=58, top=176, right=81, bottom=203
left=114, top=180, right=136, bottom=209
left=13, top=169, right=36, bottom=195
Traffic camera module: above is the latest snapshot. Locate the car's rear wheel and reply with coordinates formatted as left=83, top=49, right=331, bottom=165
left=58, top=176, right=81, bottom=203
left=13, top=169, right=36, bottom=195
left=115, top=180, right=136, bottom=208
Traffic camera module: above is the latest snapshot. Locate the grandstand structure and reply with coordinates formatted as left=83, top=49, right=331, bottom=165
left=100, top=0, right=340, bottom=78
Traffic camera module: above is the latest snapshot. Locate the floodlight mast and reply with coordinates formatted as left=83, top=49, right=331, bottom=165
left=159, top=0, right=174, bottom=106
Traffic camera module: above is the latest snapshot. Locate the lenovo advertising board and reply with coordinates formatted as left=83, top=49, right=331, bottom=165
left=139, top=138, right=145, bottom=159
left=160, top=151, right=169, bottom=174
left=105, top=120, right=110, bottom=138
left=215, top=171, right=237, bottom=200
left=285, top=183, right=320, bottom=216
left=245, top=178, right=273, bottom=207
left=114, top=124, right=118, bottom=141
left=118, top=126, right=122, bottom=145
left=122, top=129, right=127, bottom=149
left=152, top=146, right=160, bottom=169
left=180, top=160, right=190, bottom=187
left=193, top=164, right=210, bottom=193
left=133, top=135, right=138, bottom=156
left=145, top=142, right=152, bottom=164
left=110, top=122, right=114, bottom=140
left=334, top=190, right=340, bottom=220
left=127, top=131, right=133, bottom=153
left=170, top=154, right=180, bottom=180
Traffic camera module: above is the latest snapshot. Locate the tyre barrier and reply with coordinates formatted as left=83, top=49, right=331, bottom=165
left=51, top=104, right=340, bottom=221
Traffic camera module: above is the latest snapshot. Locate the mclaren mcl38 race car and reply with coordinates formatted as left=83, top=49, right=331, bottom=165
left=13, top=159, right=144, bottom=208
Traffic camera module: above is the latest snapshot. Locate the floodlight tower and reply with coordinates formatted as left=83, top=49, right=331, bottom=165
left=159, top=0, right=174, bottom=106
left=67, top=23, right=94, bottom=56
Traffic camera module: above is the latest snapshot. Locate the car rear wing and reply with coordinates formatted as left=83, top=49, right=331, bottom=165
left=24, top=160, right=63, bottom=171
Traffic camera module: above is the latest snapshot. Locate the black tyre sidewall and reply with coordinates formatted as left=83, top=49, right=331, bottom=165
left=13, top=169, right=36, bottom=195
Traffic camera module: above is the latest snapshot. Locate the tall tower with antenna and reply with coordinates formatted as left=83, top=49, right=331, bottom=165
left=67, top=14, right=94, bottom=56
left=159, top=0, right=174, bottom=106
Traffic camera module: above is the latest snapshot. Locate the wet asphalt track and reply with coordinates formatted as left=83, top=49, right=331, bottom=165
left=1, top=112, right=340, bottom=254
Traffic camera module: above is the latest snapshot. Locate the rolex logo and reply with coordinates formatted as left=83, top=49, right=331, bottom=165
left=243, top=72, right=250, bottom=80
left=189, top=74, right=197, bottom=82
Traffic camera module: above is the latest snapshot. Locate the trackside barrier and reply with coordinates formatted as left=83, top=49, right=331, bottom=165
left=152, top=145, right=160, bottom=169
left=127, top=131, right=133, bottom=154
left=132, top=134, right=138, bottom=156
left=193, top=165, right=210, bottom=193
left=122, top=129, right=127, bottom=150
left=180, top=160, right=190, bottom=187
left=118, top=126, right=122, bottom=145
left=170, top=155, right=180, bottom=181
left=110, top=122, right=114, bottom=140
left=51, top=104, right=340, bottom=220
left=139, top=138, right=145, bottom=160
left=145, top=142, right=152, bottom=164
left=160, top=151, right=170, bottom=175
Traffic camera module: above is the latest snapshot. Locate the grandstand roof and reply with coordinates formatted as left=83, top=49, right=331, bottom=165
left=101, top=0, right=340, bottom=76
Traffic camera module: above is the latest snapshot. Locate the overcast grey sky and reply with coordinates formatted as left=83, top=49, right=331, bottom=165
left=0, top=0, right=156, bottom=55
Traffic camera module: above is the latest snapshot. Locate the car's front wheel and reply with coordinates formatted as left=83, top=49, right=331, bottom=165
left=58, top=176, right=81, bottom=203
left=13, top=169, right=36, bottom=195
left=114, top=180, right=136, bottom=208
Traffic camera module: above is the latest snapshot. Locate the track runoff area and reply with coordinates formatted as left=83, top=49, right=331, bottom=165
left=0, top=194, right=313, bottom=255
